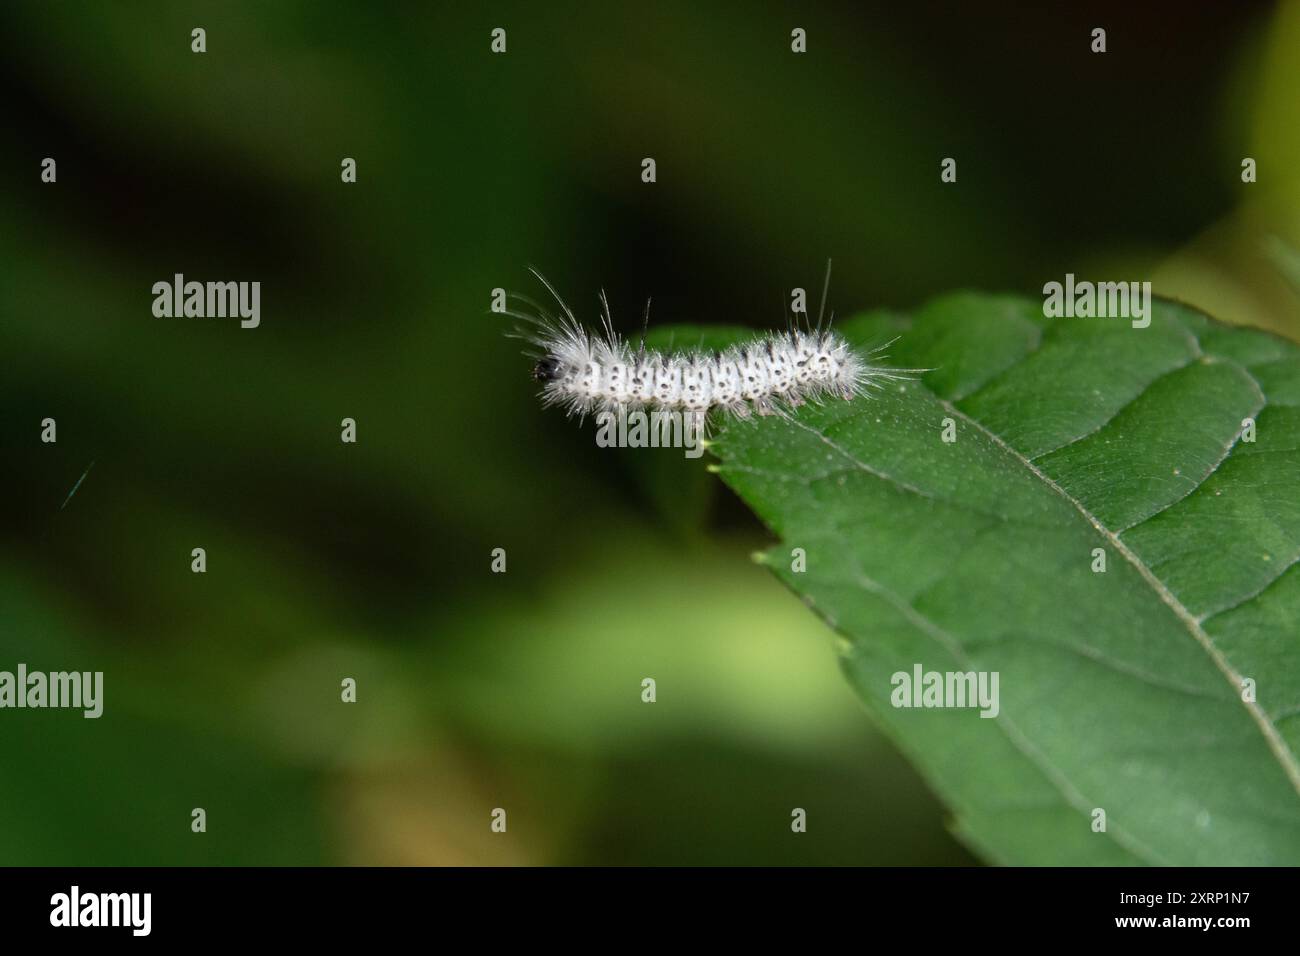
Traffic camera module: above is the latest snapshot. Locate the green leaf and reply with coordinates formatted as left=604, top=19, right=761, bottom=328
left=703, top=294, right=1300, bottom=865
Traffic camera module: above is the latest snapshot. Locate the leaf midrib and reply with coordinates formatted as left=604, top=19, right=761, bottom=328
left=781, top=415, right=1169, bottom=864
left=939, top=397, right=1300, bottom=800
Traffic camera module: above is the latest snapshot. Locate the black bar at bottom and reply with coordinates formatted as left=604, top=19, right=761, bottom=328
left=0, top=866, right=1283, bottom=942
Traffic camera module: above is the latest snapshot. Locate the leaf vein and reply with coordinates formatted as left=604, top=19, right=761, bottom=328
left=940, top=398, right=1300, bottom=801
left=848, top=563, right=1171, bottom=865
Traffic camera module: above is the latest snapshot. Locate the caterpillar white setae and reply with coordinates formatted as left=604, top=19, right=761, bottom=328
left=508, top=268, right=920, bottom=424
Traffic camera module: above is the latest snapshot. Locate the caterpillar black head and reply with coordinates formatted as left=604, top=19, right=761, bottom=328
left=532, top=355, right=563, bottom=382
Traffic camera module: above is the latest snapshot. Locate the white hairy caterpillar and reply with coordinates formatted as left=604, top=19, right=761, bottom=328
left=507, top=267, right=920, bottom=423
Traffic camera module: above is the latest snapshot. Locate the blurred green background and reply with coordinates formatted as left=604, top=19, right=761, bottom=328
left=2, top=1, right=1298, bottom=865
